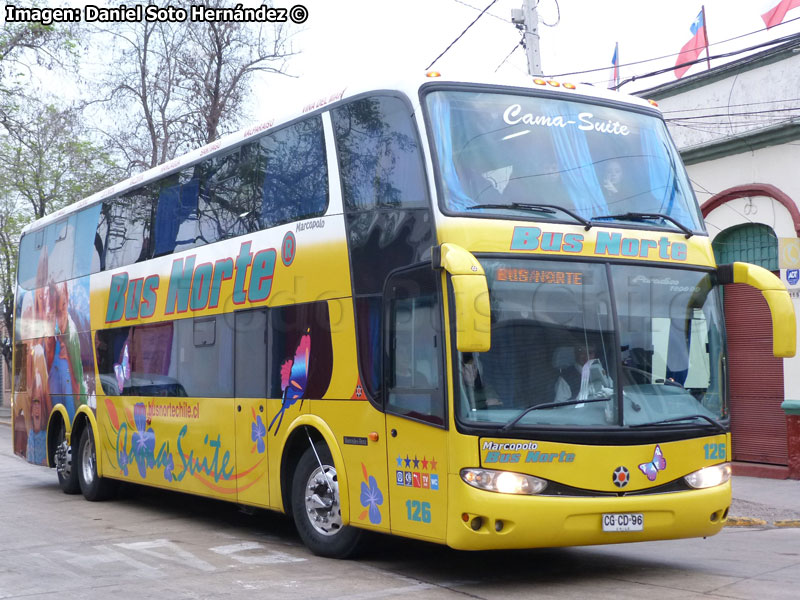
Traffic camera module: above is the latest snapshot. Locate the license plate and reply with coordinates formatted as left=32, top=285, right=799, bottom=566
left=602, top=513, right=644, bottom=532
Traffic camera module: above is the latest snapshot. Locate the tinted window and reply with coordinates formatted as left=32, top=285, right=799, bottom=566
left=385, top=267, right=444, bottom=425
left=46, top=217, right=75, bottom=283
left=74, top=204, right=103, bottom=277
left=269, top=302, right=333, bottom=399
left=260, top=117, right=328, bottom=227
left=98, top=187, right=155, bottom=270
left=17, top=230, right=43, bottom=290
left=154, top=170, right=202, bottom=256
left=95, top=316, right=234, bottom=398
left=235, top=309, right=267, bottom=398
left=198, top=148, right=255, bottom=244
left=332, top=95, right=427, bottom=210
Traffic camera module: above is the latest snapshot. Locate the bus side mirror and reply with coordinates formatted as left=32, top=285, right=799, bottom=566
left=717, top=262, right=796, bottom=358
left=432, top=243, right=490, bottom=353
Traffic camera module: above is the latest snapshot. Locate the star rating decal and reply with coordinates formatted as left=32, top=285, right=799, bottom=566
left=394, top=453, right=439, bottom=490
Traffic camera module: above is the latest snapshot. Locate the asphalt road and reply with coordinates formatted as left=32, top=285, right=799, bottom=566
left=1, top=424, right=798, bottom=600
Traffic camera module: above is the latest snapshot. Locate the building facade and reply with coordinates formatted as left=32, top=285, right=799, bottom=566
left=641, top=37, right=800, bottom=478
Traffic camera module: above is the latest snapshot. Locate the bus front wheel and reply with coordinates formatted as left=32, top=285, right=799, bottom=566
left=77, top=424, right=116, bottom=501
left=291, top=444, right=363, bottom=558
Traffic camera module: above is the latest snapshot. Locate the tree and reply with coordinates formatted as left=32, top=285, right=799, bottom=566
left=0, top=99, right=119, bottom=365
left=178, top=5, right=295, bottom=147
left=1, top=15, right=80, bottom=124
left=0, top=17, right=88, bottom=372
left=94, top=0, right=296, bottom=172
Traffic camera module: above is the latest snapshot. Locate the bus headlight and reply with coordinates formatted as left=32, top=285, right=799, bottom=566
left=684, top=463, right=732, bottom=489
left=461, top=468, right=547, bottom=495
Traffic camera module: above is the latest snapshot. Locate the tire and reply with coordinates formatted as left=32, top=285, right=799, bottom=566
left=77, top=424, right=117, bottom=501
left=291, top=444, right=363, bottom=558
left=55, top=421, right=80, bottom=494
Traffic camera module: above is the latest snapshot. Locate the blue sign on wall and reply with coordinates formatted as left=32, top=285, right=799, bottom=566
left=787, top=269, right=799, bottom=286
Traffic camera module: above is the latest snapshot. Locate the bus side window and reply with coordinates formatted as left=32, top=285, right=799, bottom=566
left=268, top=302, right=333, bottom=401
left=73, top=203, right=103, bottom=277
left=46, top=217, right=76, bottom=283
left=17, top=231, right=42, bottom=290
left=200, top=148, right=251, bottom=243
left=260, top=116, right=328, bottom=229
left=177, top=316, right=233, bottom=398
left=331, top=95, right=427, bottom=211
left=385, top=266, right=444, bottom=426
left=235, top=309, right=268, bottom=398
left=99, top=187, right=156, bottom=271
left=154, top=168, right=203, bottom=256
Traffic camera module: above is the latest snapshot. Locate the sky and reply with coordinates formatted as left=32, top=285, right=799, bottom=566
left=256, top=0, right=800, bottom=115
left=6, top=1, right=800, bottom=122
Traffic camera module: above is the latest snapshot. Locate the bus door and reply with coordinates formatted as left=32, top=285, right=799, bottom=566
left=384, top=266, right=448, bottom=542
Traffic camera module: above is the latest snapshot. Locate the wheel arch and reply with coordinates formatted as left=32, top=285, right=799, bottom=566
left=45, top=405, right=70, bottom=468
left=279, top=415, right=350, bottom=524
left=70, top=406, right=104, bottom=476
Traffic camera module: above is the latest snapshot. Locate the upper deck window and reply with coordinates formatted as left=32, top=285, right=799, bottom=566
left=331, top=95, right=427, bottom=211
left=425, top=90, right=704, bottom=233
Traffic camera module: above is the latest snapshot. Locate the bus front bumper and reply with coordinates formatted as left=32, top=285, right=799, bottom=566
left=446, top=475, right=731, bottom=550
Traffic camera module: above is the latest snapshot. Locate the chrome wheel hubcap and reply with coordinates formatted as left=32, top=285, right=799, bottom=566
left=81, top=435, right=95, bottom=485
left=56, top=439, right=72, bottom=479
left=304, top=465, right=342, bottom=536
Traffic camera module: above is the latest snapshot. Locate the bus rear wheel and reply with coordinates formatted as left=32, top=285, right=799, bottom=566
left=291, top=444, right=363, bottom=558
left=77, top=424, right=116, bottom=501
left=55, top=421, right=80, bottom=494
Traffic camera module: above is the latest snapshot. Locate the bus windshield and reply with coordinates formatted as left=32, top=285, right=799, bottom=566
left=426, top=90, right=704, bottom=232
left=456, top=259, right=726, bottom=431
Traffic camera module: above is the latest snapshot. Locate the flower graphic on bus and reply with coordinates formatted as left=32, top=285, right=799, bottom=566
left=252, top=409, right=267, bottom=453
left=358, top=463, right=383, bottom=525
left=132, top=402, right=155, bottom=478
left=163, top=453, right=175, bottom=482
left=269, top=331, right=310, bottom=435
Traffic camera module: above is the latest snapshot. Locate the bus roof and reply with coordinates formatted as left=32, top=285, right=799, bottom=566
left=21, top=70, right=658, bottom=236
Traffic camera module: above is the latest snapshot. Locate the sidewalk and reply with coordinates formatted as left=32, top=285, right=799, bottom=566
left=728, top=475, right=800, bottom=526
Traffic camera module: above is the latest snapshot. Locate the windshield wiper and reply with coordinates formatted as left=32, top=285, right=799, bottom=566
left=629, top=414, right=726, bottom=433
left=591, top=212, right=694, bottom=238
left=501, top=397, right=611, bottom=431
left=467, top=203, right=592, bottom=230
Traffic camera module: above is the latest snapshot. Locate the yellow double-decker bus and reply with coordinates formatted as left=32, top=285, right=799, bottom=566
left=12, top=72, right=795, bottom=558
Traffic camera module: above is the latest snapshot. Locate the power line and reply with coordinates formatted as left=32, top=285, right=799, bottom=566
left=660, top=97, right=800, bottom=114
left=495, top=35, right=524, bottom=72
left=548, top=15, right=800, bottom=83
left=427, top=0, right=502, bottom=71
left=538, top=0, right=561, bottom=28
left=451, top=0, right=510, bottom=23
left=665, top=106, right=800, bottom=122
left=613, top=30, right=800, bottom=90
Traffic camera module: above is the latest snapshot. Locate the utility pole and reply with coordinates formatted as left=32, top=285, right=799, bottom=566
left=511, top=0, right=542, bottom=76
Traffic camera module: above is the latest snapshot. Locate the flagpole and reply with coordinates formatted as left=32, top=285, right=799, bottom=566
left=702, top=4, right=711, bottom=70
left=615, top=42, right=620, bottom=88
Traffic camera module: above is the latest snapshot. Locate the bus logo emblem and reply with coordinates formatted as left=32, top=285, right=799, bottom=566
left=612, top=466, right=630, bottom=488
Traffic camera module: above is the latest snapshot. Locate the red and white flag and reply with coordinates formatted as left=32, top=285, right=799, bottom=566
left=674, top=9, right=708, bottom=79
left=762, top=0, right=800, bottom=29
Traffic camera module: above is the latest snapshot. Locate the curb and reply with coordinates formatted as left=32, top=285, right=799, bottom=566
left=726, top=517, right=800, bottom=528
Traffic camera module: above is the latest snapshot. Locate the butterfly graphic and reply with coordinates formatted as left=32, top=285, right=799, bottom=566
left=638, top=445, right=667, bottom=481
left=114, top=343, right=131, bottom=393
